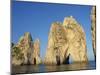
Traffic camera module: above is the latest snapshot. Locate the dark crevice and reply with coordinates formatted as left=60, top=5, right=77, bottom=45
left=34, top=58, right=36, bottom=65
left=63, top=54, right=70, bottom=64
left=56, top=56, right=60, bottom=65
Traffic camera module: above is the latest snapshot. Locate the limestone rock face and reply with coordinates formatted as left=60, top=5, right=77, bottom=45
left=44, top=16, right=88, bottom=65
left=12, top=46, right=24, bottom=65
left=63, top=16, right=88, bottom=63
left=12, top=32, right=41, bottom=65
left=91, top=6, right=96, bottom=60
left=91, top=6, right=96, bottom=59
left=17, top=32, right=33, bottom=65
left=44, top=22, right=68, bottom=65
left=30, top=39, right=41, bottom=64
left=12, top=32, right=33, bottom=65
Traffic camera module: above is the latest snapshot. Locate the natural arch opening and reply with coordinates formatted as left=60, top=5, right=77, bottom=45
left=69, top=54, right=73, bottom=64
left=56, top=55, right=60, bottom=65
left=34, top=58, right=36, bottom=64
left=63, top=54, right=70, bottom=64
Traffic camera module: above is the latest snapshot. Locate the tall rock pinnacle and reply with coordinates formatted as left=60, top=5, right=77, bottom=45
left=44, top=16, right=88, bottom=65
left=30, top=39, right=41, bottom=64
left=91, top=6, right=96, bottom=60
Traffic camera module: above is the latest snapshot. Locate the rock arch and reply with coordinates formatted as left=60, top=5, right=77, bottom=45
left=44, top=16, right=88, bottom=65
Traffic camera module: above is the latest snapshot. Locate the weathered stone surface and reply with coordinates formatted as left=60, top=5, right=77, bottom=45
left=12, top=32, right=41, bottom=65
left=91, top=6, right=96, bottom=60
left=12, top=32, right=33, bottom=65
left=30, top=39, right=42, bottom=64
left=63, top=16, right=88, bottom=63
left=12, top=46, right=24, bottom=65
left=44, top=16, right=88, bottom=65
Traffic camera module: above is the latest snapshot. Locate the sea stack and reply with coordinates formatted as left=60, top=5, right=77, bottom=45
left=30, top=39, right=42, bottom=64
left=44, top=16, right=88, bottom=65
left=12, top=32, right=41, bottom=65
left=91, top=6, right=96, bottom=60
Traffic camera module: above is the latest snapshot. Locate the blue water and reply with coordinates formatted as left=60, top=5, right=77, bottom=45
left=12, top=61, right=96, bottom=74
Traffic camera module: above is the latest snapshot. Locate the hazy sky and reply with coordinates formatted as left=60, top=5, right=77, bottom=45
left=12, top=1, right=94, bottom=61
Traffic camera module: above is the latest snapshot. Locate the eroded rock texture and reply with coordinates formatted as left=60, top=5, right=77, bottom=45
left=91, top=6, right=96, bottom=60
left=12, top=32, right=41, bottom=65
left=31, top=39, right=41, bottom=64
left=44, top=16, right=88, bottom=65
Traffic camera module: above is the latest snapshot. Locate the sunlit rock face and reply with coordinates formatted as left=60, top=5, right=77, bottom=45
left=91, top=6, right=96, bottom=60
left=30, top=39, right=42, bottom=64
left=63, top=16, right=88, bottom=63
left=12, top=32, right=33, bottom=65
left=12, top=32, right=41, bottom=65
left=44, top=16, right=88, bottom=65
left=12, top=45, right=24, bottom=65
left=44, top=22, right=68, bottom=65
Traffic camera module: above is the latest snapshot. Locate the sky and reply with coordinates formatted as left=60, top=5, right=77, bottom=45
left=12, top=1, right=95, bottom=61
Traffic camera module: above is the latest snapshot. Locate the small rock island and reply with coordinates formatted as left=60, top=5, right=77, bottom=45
left=44, top=16, right=88, bottom=65
left=12, top=32, right=41, bottom=65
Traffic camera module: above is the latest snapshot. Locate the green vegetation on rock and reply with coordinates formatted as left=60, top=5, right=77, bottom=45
left=12, top=46, right=24, bottom=60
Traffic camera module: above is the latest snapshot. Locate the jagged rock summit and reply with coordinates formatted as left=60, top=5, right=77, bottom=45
left=12, top=32, right=41, bottom=65
left=44, top=16, right=88, bottom=65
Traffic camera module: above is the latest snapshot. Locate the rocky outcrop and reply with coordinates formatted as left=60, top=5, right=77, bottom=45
left=12, top=46, right=24, bottom=65
left=31, top=39, right=42, bottom=64
left=63, top=16, right=88, bottom=63
left=91, top=6, right=96, bottom=60
left=44, top=16, right=88, bottom=65
left=12, top=32, right=41, bottom=65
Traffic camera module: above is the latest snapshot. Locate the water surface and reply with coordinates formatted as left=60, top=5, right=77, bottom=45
left=12, top=61, right=96, bottom=74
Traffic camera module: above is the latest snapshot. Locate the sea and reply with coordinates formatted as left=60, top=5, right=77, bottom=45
left=12, top=61, right=96, bottom=74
